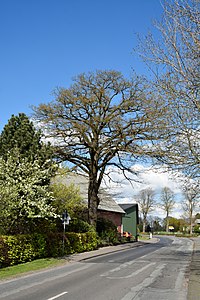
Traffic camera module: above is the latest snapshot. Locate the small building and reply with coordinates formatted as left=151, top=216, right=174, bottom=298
left=119, top=203, right=139, bottom=239
left=97, top=189, right=125, bottom=229
left=54, top=172, right=125, bottom=228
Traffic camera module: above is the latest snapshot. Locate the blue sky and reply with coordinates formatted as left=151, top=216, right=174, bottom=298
left=1, top=1, right=189, bottom=218
left=0, top=0, right=163, bottom=132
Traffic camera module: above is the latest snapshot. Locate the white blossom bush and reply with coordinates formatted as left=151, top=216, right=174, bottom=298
left=0, top=151, right=58, bottom=234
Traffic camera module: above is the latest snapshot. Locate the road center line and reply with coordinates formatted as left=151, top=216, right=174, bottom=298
left=47, top=291, right=68, bottom=300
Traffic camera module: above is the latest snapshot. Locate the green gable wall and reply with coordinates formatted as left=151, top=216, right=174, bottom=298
left=121, top=205, right=139, bottom=237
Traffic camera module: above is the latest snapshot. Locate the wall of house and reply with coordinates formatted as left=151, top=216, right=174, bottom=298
left=122, top=207, right=138, bottom=237
left=97, top=210, right=122, bottom=228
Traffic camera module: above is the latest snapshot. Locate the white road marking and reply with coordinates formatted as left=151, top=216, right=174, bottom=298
left=0, top=264, right=91, bottom=298
left=121, top=263, right=166, bottom=300
left=101, top=261, right=134, bottom=277
left=108, top=262, right=156, bottom=279
left=47, top=291, right=68, bottom=300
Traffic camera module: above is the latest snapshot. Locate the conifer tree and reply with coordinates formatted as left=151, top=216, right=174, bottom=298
left=0, top=113, right=52, bottom=163
left=0, top=114, right=58, bottom=233
left=0, top=113, right=56, bottom=181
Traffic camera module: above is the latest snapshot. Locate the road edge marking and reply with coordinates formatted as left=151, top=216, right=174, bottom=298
left=47, top=291, right=68, bottom=300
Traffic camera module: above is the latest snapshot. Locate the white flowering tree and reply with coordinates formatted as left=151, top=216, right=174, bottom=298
left=0, top=150, right=57, bottom=234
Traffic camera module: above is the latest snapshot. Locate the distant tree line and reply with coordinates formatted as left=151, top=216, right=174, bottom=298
left=136, top=185, right=199, bottom=234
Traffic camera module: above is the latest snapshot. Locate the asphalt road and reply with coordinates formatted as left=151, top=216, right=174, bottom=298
left=0, top=236, right=193, bottom=300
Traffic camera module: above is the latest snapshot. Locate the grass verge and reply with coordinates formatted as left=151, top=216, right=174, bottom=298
left=0, top=258, right=68, bottom=280
left=138, top=235, right=151, bottom=241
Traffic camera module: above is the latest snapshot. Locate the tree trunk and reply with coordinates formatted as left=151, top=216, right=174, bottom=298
left=189, top=211, right=193, bottom=235
left=166, top=219, right=169, bottom=233
left=143, top=219, right=146, bottom=233
left=189, top=223, right=193, bottom=235
left=88, top=176, right=99, bottom=227
left=166, top=214, right=169, bottom=233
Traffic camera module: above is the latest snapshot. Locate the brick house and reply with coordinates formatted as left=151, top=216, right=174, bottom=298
left=97, top=189, right=125, bottom=230
left=55, top=172, right=125, bottom=228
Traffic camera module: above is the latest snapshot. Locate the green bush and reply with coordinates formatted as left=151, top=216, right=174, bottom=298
left=66, top=232, right=97, bottom=253
left=66, top=218, right=95, bottom=233
left=1, top=235, right=36, bottom=267
left=85, top=232, right=98, bottom=251
left=31, top=234, right=47, bottom=258
left=193, top=225, right=200, bottom=234
left=66, top=233, right=85, bottom=253
left=96, top=217, right=119, bottom=246
left=44, top=232, right=65, bottom=257
left=0, top=236, right=8, bottom=267
left=0, top=231, right=98, bottom=268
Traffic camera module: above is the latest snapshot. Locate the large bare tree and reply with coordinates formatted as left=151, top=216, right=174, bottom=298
left=182, top=180, right=200, bottom=234
left=159, top=186, right=175, bottom=232
left=137, top=188, right=155, bottom=232
left=136, top=0, right=200, bottom=179
left=32, top=70, right=167, bottom=226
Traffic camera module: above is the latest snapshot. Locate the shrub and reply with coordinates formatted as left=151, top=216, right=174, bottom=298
left=0, top=236, right=8, bottom=267
left=1, top=235, right=36, bottom=267
left=0, top=231, right=98, bottom=268
left=85, top=232, right=98, bottom=251
left=66, top=231, right=97, bottom=253
left=44, top=232, right=65, bottom=257
left=193, top=225, right=200, bottom=234
left=66, top=233, right=85, bottom=253
left=96, top=217, right=119, bottom=246
left=31, top=234, right=47, bottom=258
left=66, top=218, right=95, bottom=233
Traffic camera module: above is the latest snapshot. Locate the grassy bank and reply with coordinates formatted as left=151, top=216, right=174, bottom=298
left=0, top=257, right=69, bottom=280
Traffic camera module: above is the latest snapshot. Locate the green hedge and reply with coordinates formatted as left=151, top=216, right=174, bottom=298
left=0, top=232, right=98, bottom=268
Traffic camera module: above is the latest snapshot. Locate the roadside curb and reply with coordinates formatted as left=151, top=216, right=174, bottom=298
left=68, top=237, right=159, bottom=262
left=187, top=237, right=200, bottom=300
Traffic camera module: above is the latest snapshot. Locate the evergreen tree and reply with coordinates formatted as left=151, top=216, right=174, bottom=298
left=0, top=113, right=56, bottom=183
left=0, top=113, right=58, bottom=233
left=0, top=113, right=53, bottom=166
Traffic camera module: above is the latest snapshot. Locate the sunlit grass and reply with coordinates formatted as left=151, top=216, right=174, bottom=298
left=0, top=257, right=69, bottom=280
left=138, top=235, right=151, bottom=241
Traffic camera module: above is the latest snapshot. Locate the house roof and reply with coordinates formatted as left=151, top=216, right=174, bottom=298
left=119, top=203, right=138, bottom=211
left=54, top=172, right=125, bottom=214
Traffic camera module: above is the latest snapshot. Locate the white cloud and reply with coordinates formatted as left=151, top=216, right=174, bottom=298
left=102, top=164, right=184, bottom=218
